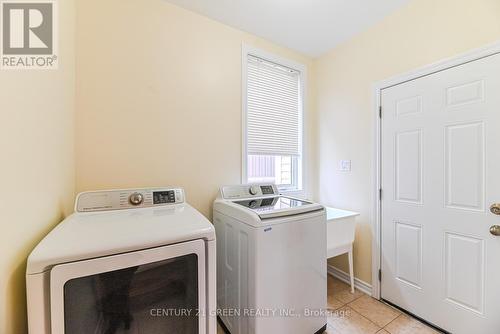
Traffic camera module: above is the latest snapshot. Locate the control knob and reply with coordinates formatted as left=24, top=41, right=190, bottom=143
left=249, top=186, right=259, bottom=195
left=129, top=192, right=144, bottom=206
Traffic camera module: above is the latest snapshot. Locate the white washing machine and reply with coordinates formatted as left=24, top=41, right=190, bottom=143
left=213, top=184, right=327, bottom=334
left=26, top=187, right=216, bottom=334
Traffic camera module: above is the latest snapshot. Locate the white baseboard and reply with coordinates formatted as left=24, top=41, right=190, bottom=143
left=327, top=264, right=373, bottom=296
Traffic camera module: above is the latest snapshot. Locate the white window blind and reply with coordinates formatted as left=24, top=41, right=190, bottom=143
left=246, top=55, right=301, bottom=156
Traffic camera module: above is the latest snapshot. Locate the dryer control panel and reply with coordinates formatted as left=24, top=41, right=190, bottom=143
left=221, top=184, right=279, bottom=200
left=75, top=188, right=185, bottom=213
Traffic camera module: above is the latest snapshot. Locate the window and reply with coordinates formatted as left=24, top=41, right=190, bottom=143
left=243, top=47, right=304, bottom=193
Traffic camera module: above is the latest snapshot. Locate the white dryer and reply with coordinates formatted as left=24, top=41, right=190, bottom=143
left=213, top=184, right=327, bottom=334
left=26, top=187, right=216, bottom=334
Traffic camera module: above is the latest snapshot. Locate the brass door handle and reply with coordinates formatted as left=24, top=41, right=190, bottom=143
left=490, top=225, right=500, bottom=236
left=490, top=203, right=500, bottom=215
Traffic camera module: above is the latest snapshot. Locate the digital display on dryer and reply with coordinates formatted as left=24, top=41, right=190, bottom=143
left=260, top=185, right=274, bottom=195
left=153, top=191, right=175, bottom=204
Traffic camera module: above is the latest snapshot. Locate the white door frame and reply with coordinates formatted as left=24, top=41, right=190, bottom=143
left=371, top=40, right=500, bottom=300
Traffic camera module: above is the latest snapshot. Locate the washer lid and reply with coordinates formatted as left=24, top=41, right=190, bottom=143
left=26, top=204, right=214, bottom=275
left=232, top=196, right=324, bottom=219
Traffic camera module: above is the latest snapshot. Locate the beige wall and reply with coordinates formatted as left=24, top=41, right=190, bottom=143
left=316, top=0, right=500, bottom=283
left=75, top=0, right=316, bottom=218
left=5, top=1, right=500, bottom=332
left=0, top=1, right=76, bottom=333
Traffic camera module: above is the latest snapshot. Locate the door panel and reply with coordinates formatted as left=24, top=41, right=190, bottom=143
left=395, top=129, right=423, bottom=204
left=444, top=232, right=485, bottom=315
left=444, top=121, right=485, bottom=211
left=381, top=52, right=500, bottom=334
left=63, top=254, right=199, bottom=334
left=394, top=221, right=422, bottom=289
left=446, top=80, right=484, bottom=107
left=50, top=240, right=206, bottom=334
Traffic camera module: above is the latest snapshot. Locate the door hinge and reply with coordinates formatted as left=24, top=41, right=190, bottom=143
left=379, top=106, right=382, bottom=118
left=379, top=188, right=382, bottom=200
left=378, top=269, right=382, bottom=282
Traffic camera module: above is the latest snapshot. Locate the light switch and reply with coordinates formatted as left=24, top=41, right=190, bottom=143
left=339, top=160, right=351, bottom=172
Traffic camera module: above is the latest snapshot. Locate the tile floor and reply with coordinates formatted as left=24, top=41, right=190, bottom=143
left=217, top=274, right=441, bottom=334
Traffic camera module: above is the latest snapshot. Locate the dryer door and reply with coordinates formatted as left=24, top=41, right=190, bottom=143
left=50, top=240, right=206, bottom=334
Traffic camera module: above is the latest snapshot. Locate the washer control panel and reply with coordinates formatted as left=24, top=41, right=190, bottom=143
left=76, top=188, right=185, bottom=213
left=221, top=184, right=279, bottom=200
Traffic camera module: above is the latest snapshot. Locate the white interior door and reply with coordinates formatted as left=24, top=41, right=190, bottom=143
left=381, top=52, right=500, bottom=334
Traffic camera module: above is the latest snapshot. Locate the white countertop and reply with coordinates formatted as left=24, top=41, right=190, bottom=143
left=325, top=207, right=360, bottom=221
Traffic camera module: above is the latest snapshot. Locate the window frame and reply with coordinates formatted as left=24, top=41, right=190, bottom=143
left=241, top=44, right=306, bottom=196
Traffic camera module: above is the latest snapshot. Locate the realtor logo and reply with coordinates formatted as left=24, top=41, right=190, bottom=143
left=1, top=0, right=58, bottom=69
